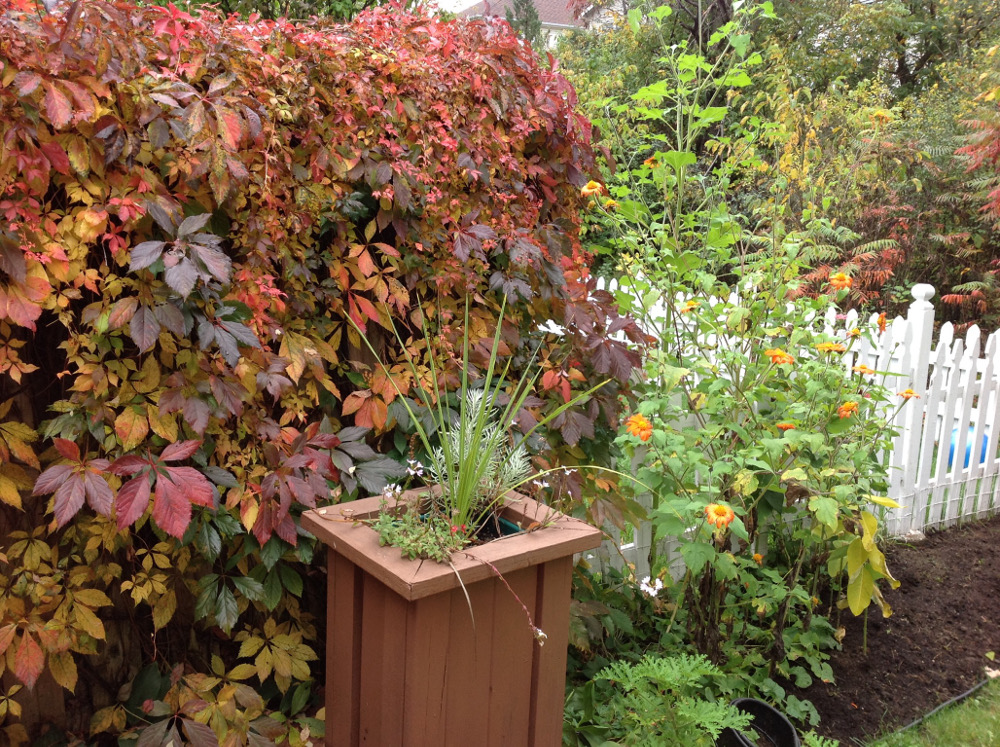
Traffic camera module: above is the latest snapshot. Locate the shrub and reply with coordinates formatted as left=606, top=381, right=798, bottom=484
left=0, top=0, right=640, bottom=739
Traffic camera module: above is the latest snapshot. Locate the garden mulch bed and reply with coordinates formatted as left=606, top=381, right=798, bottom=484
left=796, top=513, right=1000, bottom=745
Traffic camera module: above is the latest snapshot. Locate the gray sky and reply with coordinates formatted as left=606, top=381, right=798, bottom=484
left=427, top=0, right=477, bottom=13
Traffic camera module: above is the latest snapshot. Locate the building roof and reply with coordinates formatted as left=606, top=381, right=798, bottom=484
left=456, top=0, right=585, bottom=29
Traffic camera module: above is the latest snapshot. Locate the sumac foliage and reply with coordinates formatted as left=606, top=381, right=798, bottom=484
left=0, top=0, right=639, bottom=738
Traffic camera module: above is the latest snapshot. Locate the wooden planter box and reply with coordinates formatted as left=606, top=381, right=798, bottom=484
left=301, top=490, right=603, bottom=747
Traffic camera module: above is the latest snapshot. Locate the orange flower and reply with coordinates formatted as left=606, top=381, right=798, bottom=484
left=705, top=503, right=735, bottom=528
left=829, top=272, right=852, bottom=290
left=877, top=312, right=887, bottom=334
left=847, top=328, right=861, bottom=338
left=764, top=348, right=795, bottom=365
left=680, top=299, right=700, bottom=313
left=898, top=388, right=920, bottom=400
left=776, top=422, right=796, bottom=431
left=870, top=109, right=893, bottom=125
left=643, top=156, right=658, bottom=168
left=837, top=401, right=859, bottom=419
left=853, top=364, right=875, bottom=375
left=603, top=199, right=619, bottom=209
left=581, top=181, right=604, bottom=197
left=753, top=553, right=764, bottom=565
left=815, top=342, right=847, bottom=354
left=625, top=413, right=653, bottom=441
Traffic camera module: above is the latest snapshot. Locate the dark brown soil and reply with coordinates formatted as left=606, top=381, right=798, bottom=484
left=798, top=514, right=1000, bottom=745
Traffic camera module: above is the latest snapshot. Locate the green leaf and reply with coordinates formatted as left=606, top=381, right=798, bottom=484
left=680, top=542, right=716, bottom=574
left=194, top=582, right=218, bottom=622
left=696, top=106, right=728, bottom=124
left=656, top=363, right=690, bottom=393
left=232, top=575, right=265, bottom=602
left=262, top=569, right=283, bottom=610
left=215, top=585, right=238, bottom=633
left=660, top=150, right=697, bottom=172
left=809, top=497, right=840, bottom=529
left=627, top=8, right=641, bottom=34
left=278, top=565, right=304, bottom=597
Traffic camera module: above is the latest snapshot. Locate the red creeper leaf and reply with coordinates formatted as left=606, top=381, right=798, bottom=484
left=43, top=82, right=72, bottom=129
left=52, top=474, right=86, bottom=526
left=32, top=463, right=73, bottom=496
left=52, top=438, right=80, bottom=462
left=159, top=440, right=202, bottom=462
left=14, top=632, right=44, bottom=690
left=115, top=474, right=152, bottom=530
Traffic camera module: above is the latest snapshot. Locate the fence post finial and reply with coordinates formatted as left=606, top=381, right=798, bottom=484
left=908, top=284, right=936, bottom=370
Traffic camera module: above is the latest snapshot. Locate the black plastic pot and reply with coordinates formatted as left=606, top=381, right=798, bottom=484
left=715, top=698, right=801, bottom=747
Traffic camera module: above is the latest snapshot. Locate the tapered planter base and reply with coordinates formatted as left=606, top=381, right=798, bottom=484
left=301, top=491, right=603, bottom=747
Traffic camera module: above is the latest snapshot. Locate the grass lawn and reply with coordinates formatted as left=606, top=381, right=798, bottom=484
left=869, top=678, right=1000, bottom=747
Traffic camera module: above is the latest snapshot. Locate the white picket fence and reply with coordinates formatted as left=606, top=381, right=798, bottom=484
left=588, top=283, right=1000, bottom=578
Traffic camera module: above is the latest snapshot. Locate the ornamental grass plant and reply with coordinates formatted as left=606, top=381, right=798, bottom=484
left=352, top=298, right=610, bottom=563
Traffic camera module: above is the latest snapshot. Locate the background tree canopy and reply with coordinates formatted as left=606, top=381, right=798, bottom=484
left=559, top=0, right=1000, bottom=328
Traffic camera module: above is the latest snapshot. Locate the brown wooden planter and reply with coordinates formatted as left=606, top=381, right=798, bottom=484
left=301, top=490, right=603, bottom=747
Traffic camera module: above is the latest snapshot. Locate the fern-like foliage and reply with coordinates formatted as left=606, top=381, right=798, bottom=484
left=595, top=654, right=753, bottom=745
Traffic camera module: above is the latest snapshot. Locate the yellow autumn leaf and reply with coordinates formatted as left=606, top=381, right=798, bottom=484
left=0, top=421, right=39, bottom=468
left=255, top=646, right=273, bottom=681
left=73, top=603, right=106, bottom=640
left=867, top=495, right=902, bottom=508
left=48, top=651, right=78, bottom=692
left=227, top=663, right=258, bottom=681
left=72, top=589, right=112, bottom=608
left=114, top=407, right=149, bottom=452
left=152, top=590, right=176, bottom=631
left=147, top=406, right=178, bottom=441
left=0, top=474, right=22, bottom=509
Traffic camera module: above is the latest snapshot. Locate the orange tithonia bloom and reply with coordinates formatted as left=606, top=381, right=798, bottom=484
left=581, top=181, right=604, bottom=197
left=776, top=422, right=796, bottom=431
left=838, top=401, right=859, bottom=419
left=625, top=413, right=653, bottom=441
left=853, top=364, right=876, bottom=375
left=764, top=348, right=795, bottom=365
left=604, top=199, right=619, bottom=209
left=815, top=342, right=847, bottom=353
left=829, top=272, right=853, bottom=290
left=705, top=503, right=736, bottom=528
left=847, top=328, right=861, bottom=338
left=877, top=312, right=887, bottom=334
left=898, top=388, right=920, bottom=400
left=753, top=553, right=764, bottom=565
left=680, top=299, right=700, bottom=313
left=643, top=156, right=658, bottom=168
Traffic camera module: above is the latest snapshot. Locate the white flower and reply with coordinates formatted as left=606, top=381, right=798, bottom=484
left=532, top=627, right=547, bottom=646
left=382, top=483, right=403, bottom=499
left=532, top=479, right=549, bottom=489
left=406, top=459, right=424, bottom=477
left=639, top=576, right=664, bottom=598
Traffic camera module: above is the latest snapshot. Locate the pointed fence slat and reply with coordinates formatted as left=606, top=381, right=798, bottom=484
left=585, top=282, right=1000, bottom=577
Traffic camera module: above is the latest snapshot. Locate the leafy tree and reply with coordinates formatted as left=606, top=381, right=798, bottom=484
left=506, top=0, right=544, bottom=49
left=764, top=0, right=1000, bottom=98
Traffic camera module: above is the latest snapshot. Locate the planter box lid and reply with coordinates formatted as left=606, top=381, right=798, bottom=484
left=301, top=491, right=604, bottom=600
